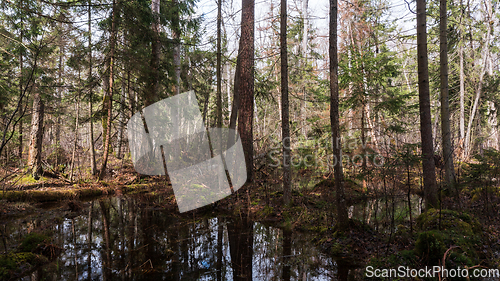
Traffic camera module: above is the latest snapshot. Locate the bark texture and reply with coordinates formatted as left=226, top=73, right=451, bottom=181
left=440, top=0, right=455, bottom=186
left=237, top=0, right=255, bottom=183
left=281, top=0, right=291, bottom=205
left=330, top=0, right=349, bottom=229
left=28, top=91, right=44, bottom=180
left=416, top=0, right=438, bottom=209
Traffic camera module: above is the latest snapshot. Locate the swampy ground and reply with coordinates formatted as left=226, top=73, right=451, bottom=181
left=0, top=161, right=499, bottom=280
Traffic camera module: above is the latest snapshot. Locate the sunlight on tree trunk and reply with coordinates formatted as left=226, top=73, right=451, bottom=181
left=330, top=0, right=348, bottom=229
left=440, top=0, right=455, bottom=188
left=28, top=91, right=44, bottom=180
left=237, top=0, right=255, bottom=183
left=416, top=0, right=438, bottom=209
left=99, top=0, right=117, bottom=180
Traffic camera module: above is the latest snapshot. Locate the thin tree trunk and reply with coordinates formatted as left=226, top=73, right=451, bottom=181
left=18, top=120, right=22, bottom=159
left=116, top=79, right=125, bottom=159
left=330, top=0, right=348, bottom=229
left=300, top=0, right=308, bottom=136
left=28, top=91, right=44, bottom=180
left=459, top=43, right=465, bottom=142
left=464, top=49, right=490, bottom=157
left=147, top=0, right=160, bottom=106
left=416, top=0, right=438, bottom=209
left=237, top=0, right=255, bottom=183
left=281, top=0, right=291, bottom=205
left=217, top=0, right=223, bottom=127
left=89, top=0, right=97, bottom=176
left=70, top=89, right=80, bottom=182
left=464, top=0, right=492, bottom=158
left=440, top=0, right=455, bottom=187
left=18, top=17, right=23, bottom=160
left=229, top=57, right=240, bottom=131
left=99, top=0, right=117, bottom=180
left=172, top=0, right=181, bottom=96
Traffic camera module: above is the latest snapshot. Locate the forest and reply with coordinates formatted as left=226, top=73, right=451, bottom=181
left=0, top=0, right=499, bottom=279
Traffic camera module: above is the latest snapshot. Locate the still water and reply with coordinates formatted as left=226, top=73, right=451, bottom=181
left=1, top=196, right=362, bottom=280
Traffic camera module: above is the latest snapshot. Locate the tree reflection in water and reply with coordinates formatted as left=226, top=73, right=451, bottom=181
left=1, top=197, right=361, bottom=280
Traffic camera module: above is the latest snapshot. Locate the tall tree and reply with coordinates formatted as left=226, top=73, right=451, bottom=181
left=237, top=0, right=255, bottom=183
left=330, top=0, right=348, bottom=229
left=440, top=0, right=455, bottom=187
left=172, top=0, right=181, bottom=96
left=88, top=0, right=97, bottom=176
left=99, top=0, right=117, bottom=180
left=281, top=0, right=291, bottom=205
left=216, top=0, right=223, bottom=127
left=416, top=0, right=438, bottom=208
left=147, top=0, right=160, bottom=106
left=300, top=0, right=308, bottom=136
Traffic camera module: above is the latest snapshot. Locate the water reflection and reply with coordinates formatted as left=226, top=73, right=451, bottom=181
left=350, top=194, right=424, bottom=232
left=0, top=197, right=361, bottom=280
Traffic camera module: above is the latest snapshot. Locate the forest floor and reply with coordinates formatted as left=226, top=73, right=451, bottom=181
left=1, top=158, right=500, bottom=276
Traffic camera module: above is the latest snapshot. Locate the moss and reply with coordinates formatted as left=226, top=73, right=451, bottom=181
left=0, top=252, right=49, bottom=280
left=415, top=230, right=447, bottom=265
left=0, top=187, right=115, bottom=203
left=19, top=233, right=50, bottom=252
left=12, top=174, right=48, bottom=185
left=414, top=209, right=482, bottom=267
left=417, top=209, right=482, bottom=236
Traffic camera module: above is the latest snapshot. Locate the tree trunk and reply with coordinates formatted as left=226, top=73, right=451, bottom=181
left=237, top=0, right=255, bottom=183
left=464, top=42, right=490, bottom=158
left=69, top=94, right=80, bottom=182
left=98, top=0, right=117, bottom=180
left=330, top=0, right=348, bottom=229
left=300, top=0, right=308, bottom=136
left=172, top=0, right=181, bottom=96
left=281, top=0, right=291, bottom=205
left=116, top=79, right=125, bottom=159
left=440, top=0, right=455, bottom=187
left=18, top=19, right=23, bottom=160
left=464, top=0, right=492, bottom=158
left=217, top=0, right=223, bottom=127
left=147, top=0, right=160, bottom=106
left=18, top=120, right=22, bottom=159
left=89, top=0, right=97, bottom=176
left=459, top=0, right=465, bottom=145
left=416, top=0, right=438, bottom=209
left=28, top=91, right=44, bottom=180
left=229, top=54, right=241, bottom=131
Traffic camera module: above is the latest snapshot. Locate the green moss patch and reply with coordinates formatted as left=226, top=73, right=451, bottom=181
left=0, top=232, right=59, bottom=280
left=417, top=208, right=482, bottom=236
left=0, top=186, right=116, bottom=203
